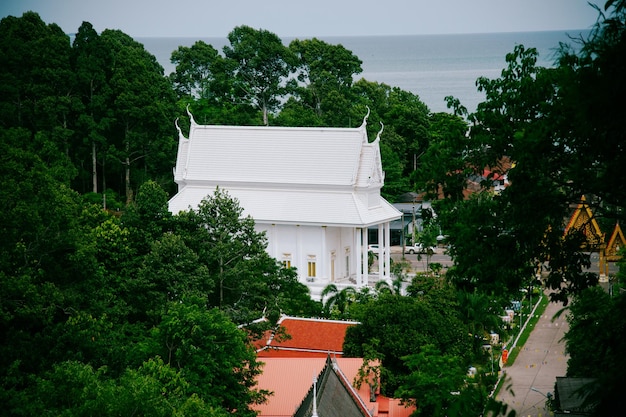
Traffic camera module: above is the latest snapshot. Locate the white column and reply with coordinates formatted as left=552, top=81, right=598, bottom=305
left=362, top=227, right=369, bottom=286
left=378, top=224, right=384, bottom=282
left=384, top=221, right=391, bottom=283
left=355, top=227, right=362, bottom=286
left=321, top=226, right=327, bottom=283
left=296, top=225, right=302, bottom=282
left=270, top=224, right=277, bottom=258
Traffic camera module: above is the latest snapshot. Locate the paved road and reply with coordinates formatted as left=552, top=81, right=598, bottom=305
left=379, top=248, right=571, bottom=417
left=387, top=245, right=454, bottom=272
left=495, top=293, right=569, bottom=417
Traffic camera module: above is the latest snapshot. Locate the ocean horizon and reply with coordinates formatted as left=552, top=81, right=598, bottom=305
left=139, top=30, right=590, bottom=114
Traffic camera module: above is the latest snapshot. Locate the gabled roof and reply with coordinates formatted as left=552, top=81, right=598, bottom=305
left=257, top=316, right=358, bottom=357
left=254, top=357, right=415, bottom=417
left=174, top=110, right=380, bottom=189
left=294, top=356, right=371, bottom=417
left=254, top=357, right=367, bottom=417
left=605, top=222, right=625, bottom=259
left=564, top=195, right=604, bottom=249
left=169, top=111, right=401, bottom=227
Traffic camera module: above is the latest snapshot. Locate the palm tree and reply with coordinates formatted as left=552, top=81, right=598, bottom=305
left=457, top=291, right=502, bottom=352
left=321, top=284, right=357, bottom=319
left=374, top=276, right=405, bottom=296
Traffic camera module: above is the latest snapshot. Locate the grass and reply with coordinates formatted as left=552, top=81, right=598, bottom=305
left=505, top=293, right=550, bottom=365
left=491, top=293, right=550, bottom=397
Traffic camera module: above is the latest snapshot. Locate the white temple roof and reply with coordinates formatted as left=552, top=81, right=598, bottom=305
left=168, top=186, right=400, bottom=227
left=168, top=112, right=401, bottom=227
left=176, top=123, right=368, bottom=186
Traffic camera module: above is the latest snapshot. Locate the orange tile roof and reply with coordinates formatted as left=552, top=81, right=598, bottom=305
left=253, top=357, right=415, bottom=417
left=254, top=357, right=329, bottom=417
left=256, top=316, right=358, bottom=357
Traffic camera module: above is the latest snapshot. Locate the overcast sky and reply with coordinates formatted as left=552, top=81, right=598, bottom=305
left=2, top=0, right=605, bottom=38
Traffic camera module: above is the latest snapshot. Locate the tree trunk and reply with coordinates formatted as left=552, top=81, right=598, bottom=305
left=125, top=126, right=132, bottom=204
left=125, top=155, right=131, bottom=204
left=102, top=156, right=107, bottom=210
left=92, top=140, right=97, bottom=194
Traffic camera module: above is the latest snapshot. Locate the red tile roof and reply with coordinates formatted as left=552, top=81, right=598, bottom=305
left=256, top=316, right=358, bottom=357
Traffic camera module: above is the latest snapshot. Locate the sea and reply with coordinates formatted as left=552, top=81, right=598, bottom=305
left=139, top=30, right=590, bottom=114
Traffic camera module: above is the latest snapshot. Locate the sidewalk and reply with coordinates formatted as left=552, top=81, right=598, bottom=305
left=495, top=292, right=569, bottom=417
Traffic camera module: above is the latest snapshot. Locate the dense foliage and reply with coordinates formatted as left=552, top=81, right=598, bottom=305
left=410, top=1, right=626, bottom=415
left=2, top=2, right=626, bottom=415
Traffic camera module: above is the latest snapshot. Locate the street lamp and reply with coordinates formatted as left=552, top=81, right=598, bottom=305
left=531, top=387, right=553, bottom=400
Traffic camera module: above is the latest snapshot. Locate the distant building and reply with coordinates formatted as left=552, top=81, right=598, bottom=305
left=168, top=109, right=401, bottom=299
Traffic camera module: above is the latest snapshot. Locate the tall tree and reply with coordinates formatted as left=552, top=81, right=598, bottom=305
left=170, top=40, right=222, bottom=100
left=0, top=11, right=75, bottom=132
left=71, top=21, right=113, bottom=195
left=173, top=188, right=317, bottom=323
left=415, top=112, right=469, bottom=202
left=0, top=127, right=85, bottom=381
left=223, top=25, right=296, bottom=125
left=288, top=37, right=362, bottom=119
left=99, top=29, right=177, bottom=203
left=176, top=188, right=268, bottom=310
left=425, top=43, right=598, bottom=301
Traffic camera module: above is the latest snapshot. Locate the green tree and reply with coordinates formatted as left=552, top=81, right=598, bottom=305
left=173, top=187, right=316, bottom=323
left=554, top=0, right=626, bottom=214
left=170, top=40, right=222, bottom=100
left=99, top=29, right=177, bottom=203
left=122, top=179, right=173, bottom=255
left=288, top=37, right=362, bottom=119
left=321, top=284, right=357, bottom=318
left=562, top=287, right=625, bottom=416
left=71, top=21, right=114, bottom=195
left=0, top=127, right=85, bottom=373
left=177, top=188, right=268, bottom=309
left=169, top=39, right=260, bottom=126
left=0, top=11, right=75, bottom=132
left=14, top=358, right=223, bottom=416
left=154, top=301, right=267, bottom=416
left=343, top=291, right=469, bottom=396
left=395, top=344, right=466, bottom=417
left=223, top=25, right=296, bottom=125
left=429, top=43, right=594, bottom=302
left=416, top=112, right=469, bottom=202
left=134, top=234, right=211, bottom=321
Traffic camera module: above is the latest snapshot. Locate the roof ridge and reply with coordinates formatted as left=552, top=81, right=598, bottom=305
left=279, top=315, right=361, bottom=325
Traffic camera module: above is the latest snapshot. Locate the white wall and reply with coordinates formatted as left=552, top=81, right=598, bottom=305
left=256, top=223, right=358, bottom=284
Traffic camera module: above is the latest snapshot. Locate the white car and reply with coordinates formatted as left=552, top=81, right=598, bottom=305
left=367, top=244, right=379, bottom=253
left=404, top=243, right=436, bottom=254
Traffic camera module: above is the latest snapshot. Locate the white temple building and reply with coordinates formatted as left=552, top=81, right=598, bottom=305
left=168, top=109, right=401, bottom=299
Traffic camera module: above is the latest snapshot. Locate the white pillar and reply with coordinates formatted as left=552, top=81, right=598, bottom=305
left=355, top=227, right=362, bottom=287
left=362, top=227, right=369, bottom=286
left=384, top=221, right=391, bottom=283
left=269, top=224, right=277, bottom=258
left=296, top=225, right=302, bottom=282
left=378, top=224, right=384, bottom=282
left=321, top=226, right=327, bottom=284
